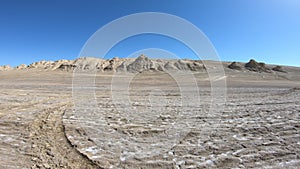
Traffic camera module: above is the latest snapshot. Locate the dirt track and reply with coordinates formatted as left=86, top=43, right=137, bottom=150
left=0, top=71, right=101, bottom=168
left=0, top=70, right=299, bottom=168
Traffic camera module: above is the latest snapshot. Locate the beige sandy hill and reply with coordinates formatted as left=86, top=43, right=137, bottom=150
left=55, top=55, right=207, bottom=73
left=12, top=59, right=76, bottom=71
left=122, top=55, right=205, bottom=72
left=2, top=56, right=299, bottom=77
left=0, top=65, right=12, bottom=71
left=27, top=60, right=54, bottom=69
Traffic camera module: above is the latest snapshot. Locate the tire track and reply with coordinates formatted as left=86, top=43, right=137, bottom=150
left=27, top=104, right=100, bottom=169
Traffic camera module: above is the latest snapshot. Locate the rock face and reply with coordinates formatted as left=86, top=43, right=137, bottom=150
left=52, top=60, right=75, bottom=70
left=245, top=59, right=271, bottom=73
left=70, top=55, right=206, bottom=73
left=28, top=60, right=54, bottom=69
left=12, top=60, right=76, bottom=71
left=57, top=63, right=76, bottom=71
left=15, top=64, right=28, bottom=70
left=2, top=56, right=293, bottom=74
left=0, top=65, right=12, bottom=71
left=187, top=61, right=205, bottom=71
left=127, top=55, right=155, bottom=72
left=103, top=57, right=123, bottom=71
left=228, top=62, right=242, bottom=70
left=272, top=66, right=287, bottom=73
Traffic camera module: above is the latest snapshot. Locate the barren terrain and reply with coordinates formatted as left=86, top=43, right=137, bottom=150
left=0, top=57, right=299, bottom=168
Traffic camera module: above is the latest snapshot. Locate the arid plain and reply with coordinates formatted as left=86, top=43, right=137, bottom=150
left=0, top=56, right=299, bottom=168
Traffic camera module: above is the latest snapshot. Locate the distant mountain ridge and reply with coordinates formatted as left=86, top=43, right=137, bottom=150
left=0, top=55, right=295, bottom=74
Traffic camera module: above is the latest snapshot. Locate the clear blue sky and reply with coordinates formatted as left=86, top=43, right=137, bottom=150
left=0, top=0, right=299, bottom=67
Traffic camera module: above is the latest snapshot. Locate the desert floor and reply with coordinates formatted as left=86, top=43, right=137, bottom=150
left=0, top=70, right=299, bottom=169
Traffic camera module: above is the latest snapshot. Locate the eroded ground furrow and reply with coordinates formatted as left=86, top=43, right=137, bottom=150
left=27, top=104, right=100, bottom=169
left=0, top=71, right=100, bottom=168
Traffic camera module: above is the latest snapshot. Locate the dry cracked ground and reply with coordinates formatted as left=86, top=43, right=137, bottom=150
left=0, top=65, right=300, bottom=168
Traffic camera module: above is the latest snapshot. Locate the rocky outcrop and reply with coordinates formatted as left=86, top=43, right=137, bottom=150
left=15, top=64, right=28, bottom=70
left=103, top=57, right=123, bottom=71
left=28, top=60, right=54, bottom=69
left=126, top=55, right=155, bottom=72
left=187, top=61, right=205, bottom=71
left=57, top=63, right=76, bottom=71
left=51, top=60, right=74, bottom=70
left=272, top=66, right=287, bottom=73
left=41, top=55, right=206, bottom=73
left=228, top=62, right=242, bottom=70
left=0, top=65, right=12, bottom=71
left=13, top=59, right=76, bottom=71
left=114, top=55, right=206, bottom=73
left=245, top=59, right=271, bottom=73
left=73, top=57, right=102, bottom=71
left=2, top=56, right=292, bottom=74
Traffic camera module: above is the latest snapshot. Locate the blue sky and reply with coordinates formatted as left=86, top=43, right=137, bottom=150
left=0, top=0, right=299, bottom=67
